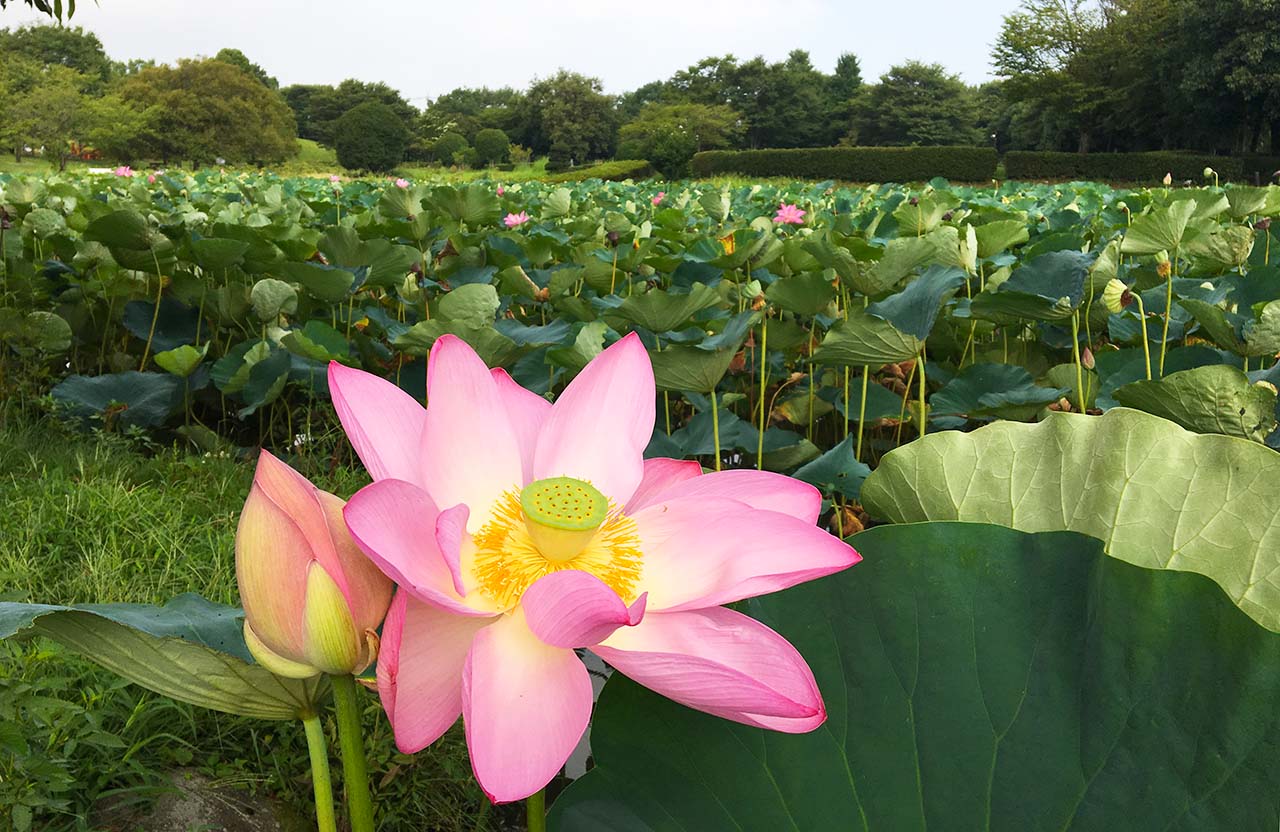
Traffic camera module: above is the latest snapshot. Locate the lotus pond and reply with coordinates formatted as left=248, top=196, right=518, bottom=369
left=3, top=168, right=1280, bottom=830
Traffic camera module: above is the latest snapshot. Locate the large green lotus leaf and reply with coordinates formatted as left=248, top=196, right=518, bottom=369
left=122, top=298, right=200, bottom=352
left=281, top=261, right=355, bottom=303
left=1180, top=297, right=1249, bottom=354
left=0, top=309, right=72, bottom=355
left=430, top=184, right=502, bottom=225
left=550, top=523, right=1280, bottom=832
left=614, top=283, right=721, bottom=333
left=973, top=218, right=1030, bottom=258
left=790, top=434, right=869, bottom=499
left=861, top=408, right=1280, bottom=630
left=930, top=362, right=1068, bottom=421
left=154, top=343, right=209, bottom=378
left=891, top=191, right=959, bottom=236
left=1120, top=198, right=1196, bottom=255
left=765, top=271, right=836, bottom=316
left=969, top=250, right=1093, bottom=322
left=363, top=239, right=420, bottom=288
left=281, top=321, right=349, bottom=363
left=1114, top=365, right=1277, bottom=442
left=394, top=322, right=517, bottom=366
left=1244, top=301, right=1280, bottom=357
left=191, top=237, right=250, bottom=271
left=317, top=226, right=365, bottom=267
left=250, top=277, right=298, bottom=320
left=0, top=594, right=324, bottom=721
left=866, top=265, right=965, bottom=339
left=438, top=283, right=500, bottom=328
left=1227, top=187, right=1270, bottom=220
left=84, top=209, right=177, bottom=273
left=811, top=308, right=923, bottom=371
left=52, top=371, right=184, bottom=429
left=867, top=233, right=940, bottom=293
left=1184, top=226, right=1255, bottom=272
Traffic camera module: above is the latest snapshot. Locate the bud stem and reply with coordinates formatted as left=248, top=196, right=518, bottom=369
left=331, top=674, right=375, bottom=832
left=302, top=714, right=338, bottom=832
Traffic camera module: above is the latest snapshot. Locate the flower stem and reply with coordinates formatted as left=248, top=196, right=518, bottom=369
left=710, top=387, right=722, bottom=472
left=756, top=317, right=768, bottom=470
left=1070, top=311, right=1086, bottom=414
left=1159, top=246, right=1176, bottom=377
left=855, top=366, right=869, bottom=463
left=302, top=715, right=338, bottom=832
left=527, top=788, right=547, bottom=832
left=330, top=674, right=375, bottom=832
left=1134, top=293, right=1153, bottom=381
left=916, top=354, right=927, bottom=439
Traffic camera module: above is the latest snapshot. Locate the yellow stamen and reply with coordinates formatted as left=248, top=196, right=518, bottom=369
left=472, top=488, right=642, bottom=611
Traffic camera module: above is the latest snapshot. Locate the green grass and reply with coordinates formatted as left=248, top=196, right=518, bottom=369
left=294, top=138, right=339, bottom=166
left=395, top=157, right=550, bottom=183
left=0, top=415, right=510, bottom=831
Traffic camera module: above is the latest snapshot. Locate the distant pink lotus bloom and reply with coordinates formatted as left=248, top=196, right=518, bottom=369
left=503, top=211, right=531, bottom=228
left=774, top=203, right=806, bottom=225
left=395, top=178, right=410, bottom=189
left=497, top=185, right=505, bottom=196
left=147, top=174, right=156, bottom=184
left=114, top=166, right=133, bottom=177
left=652, top=192, right=665, bottom=206
left=328, top=335, right=859, bottom=803
left=330, top=174, right=341, bottom=184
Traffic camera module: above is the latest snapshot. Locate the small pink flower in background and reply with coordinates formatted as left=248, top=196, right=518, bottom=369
left=652, top=192, right=666, bottom=206
left=503, top=211, right=531, bottom=229
left=330, top=174, right=342, bottom=184
left=497, top=185, right=505, bottom=196
left=114, top=166, right=133, bottom=177
left=774, top=203, right=806, bottom=225
left=329, top=335, right=858, bottom=803
left=395, top=178, right=410, bottom=189
left=147, top=174, right=156, bottom=184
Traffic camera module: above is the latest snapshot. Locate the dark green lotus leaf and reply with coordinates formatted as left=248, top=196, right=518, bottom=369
left=970, top=250, right=1094, bottom=322
left=1114, top=364, right=1277, bottom=442
left=790, top=434, right=869, bottom=499
left=861, top=408, right=1280, bottom=630
left=281, top=261, right=356, bottom=303
left=614, top=283, right=721, bottom=333
left=0, top=594, right=324, bottom=720
left=551, top=523, right=1280, bottom=832
left=122, top=298, right=199, bottom=352
left=866, top=265, right=966, bottom=339
left=52, top=371, right=184, bottom=428
left=811, top=308, right=923, bottom=371
left=973, top=218, right=1030, bottom=258
left=547, top=321, right=610, bottom=375
left=281, top=321, right=350, bottom=363
left=236, top=348, right=291, bottom=417
left=1120, top=198, right=1196, bottom=255
left=191, top=237, right=250, bottom=271
left=0, top=308, right=73, bottom=355
left=430, top=184, right=502, bottom=225
left=764, top=272, right=835, bottom=317
left=930, top=362, right=1069, bottom=420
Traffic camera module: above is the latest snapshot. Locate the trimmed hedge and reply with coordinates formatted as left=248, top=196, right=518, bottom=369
left=1239, top=155, right=1280, bottom=184
left=544, top=159, right=656, bottom=183
left=689, top=146, right=998, bottom=182
left=1003, top=151, right=1244, bottom=183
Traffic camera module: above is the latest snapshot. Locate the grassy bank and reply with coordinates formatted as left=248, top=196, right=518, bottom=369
left=0, top=416, right=503, bottom=831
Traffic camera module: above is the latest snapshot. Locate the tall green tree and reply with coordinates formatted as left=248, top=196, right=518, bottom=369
left=0, top=24, right=110, bottom=87
left=853, top=61, right=981, bottom=146
left=121, top=59, right=296, bottom=165
left=213, top=48, right=278, bottom=89
left=285, top=79, right=416, bottom=145
left=518, top=71, right=618, bottom=165
left=5, top=64, right=92, bottom=169
left=618, top=102, right=743, bottom=175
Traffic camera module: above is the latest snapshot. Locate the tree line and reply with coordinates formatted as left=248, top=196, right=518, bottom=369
left=2, top=0, right=1276, bottom=175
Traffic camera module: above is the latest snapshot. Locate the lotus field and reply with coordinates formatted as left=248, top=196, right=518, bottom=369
left=3, top=167, right=1280, bottom=830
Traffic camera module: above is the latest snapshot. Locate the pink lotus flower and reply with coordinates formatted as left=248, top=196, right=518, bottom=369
left=114, top=166, right=133, bottom=177
left=147, top=174, right=156, bottom=184
left=330, top=174, right=342, bottom=184
left=329, top=335, right=859, bottom=802
left=236, top=451, right=394, bottom=679
left=652, top=192, right=665, bottom=206
left=503, top=211, right=531, bottom=229
left=497, top=185, right=505, bottom=196
left=773, top=203, right=806, bottom=225
left=395, top=178, right=410, bottom=189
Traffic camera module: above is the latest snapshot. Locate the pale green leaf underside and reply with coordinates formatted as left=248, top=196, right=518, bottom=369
left=861, top=408, right=1280, bottom=630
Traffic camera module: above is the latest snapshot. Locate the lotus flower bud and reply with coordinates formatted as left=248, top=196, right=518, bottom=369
left=1082, top=346, right=1095, bottom=370
left=1116, top=201, right=1129, bottom=213
left=236, top=451, right=393, bottom=678
left=1204, top=167, right=1215, bottom=179
left=1163, top=172, right=1173, bottom=186
left=1155, top=250, right=1172, bottom=279
left=1102, top=279, right=1133, bottom=314
left=400, top=273, right=423, bottom=304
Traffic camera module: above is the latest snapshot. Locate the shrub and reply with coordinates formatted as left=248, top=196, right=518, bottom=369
left=508, top=144, right=533, bottom=165
left=473, top=128, right=511, bottom=166
left=544, top=159, right=656, bottom=183
left=431, top=131, right=469, bottom=166
left=690, top=146, right=997, bottom=182
left=1003, top=151, right=1245, bottom=183
left=332, top=101, right=410, bottom=172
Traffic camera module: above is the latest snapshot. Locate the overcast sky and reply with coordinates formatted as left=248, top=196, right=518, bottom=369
left=6, top=0, right=1021, bottom=102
